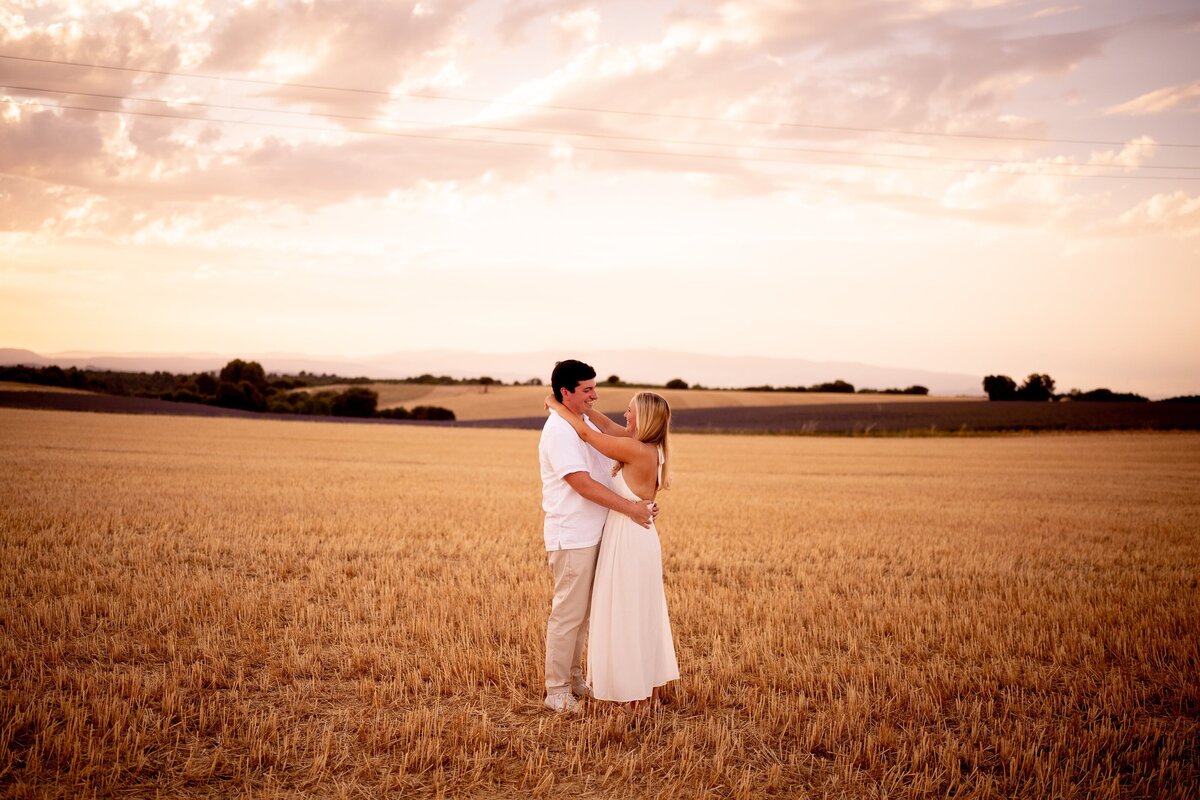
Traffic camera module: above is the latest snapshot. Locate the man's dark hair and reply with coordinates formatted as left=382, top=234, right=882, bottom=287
left=551, top=360, right=596, bottom=402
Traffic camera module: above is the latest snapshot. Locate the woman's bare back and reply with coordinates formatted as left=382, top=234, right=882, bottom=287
left=618, top=443, right=661, bottom=501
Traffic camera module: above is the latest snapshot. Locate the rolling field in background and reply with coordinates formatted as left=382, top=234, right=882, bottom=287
left=305, top=383, right=971, bottom=421
left=0, top=381, right=93, bottom=395
left=1, top=409, right=1198, bottom=798
left=2, top=383, right=1194, bottom=435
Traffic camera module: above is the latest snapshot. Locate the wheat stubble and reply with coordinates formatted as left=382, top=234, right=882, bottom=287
left=1, top=409, right=1196, bottom=798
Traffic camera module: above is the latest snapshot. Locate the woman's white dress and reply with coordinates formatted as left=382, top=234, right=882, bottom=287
left=588, top=451, right=679, bottom=702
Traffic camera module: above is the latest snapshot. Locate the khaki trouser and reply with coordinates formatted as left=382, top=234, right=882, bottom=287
left=544, top=543, right=600, bottom=695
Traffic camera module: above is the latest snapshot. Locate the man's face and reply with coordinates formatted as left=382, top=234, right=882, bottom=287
left=561, top=379, right=598, bottom=416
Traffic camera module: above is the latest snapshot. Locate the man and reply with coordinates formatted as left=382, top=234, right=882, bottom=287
left=539, top=359, right=656, bottom=713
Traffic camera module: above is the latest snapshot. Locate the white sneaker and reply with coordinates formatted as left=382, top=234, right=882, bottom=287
left=571, top=681, right=593, bottom=699
left=544, top=692, right=580, bottom=713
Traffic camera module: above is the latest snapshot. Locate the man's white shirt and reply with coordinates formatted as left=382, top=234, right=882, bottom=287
left=539, top=410, right=613, bottom=551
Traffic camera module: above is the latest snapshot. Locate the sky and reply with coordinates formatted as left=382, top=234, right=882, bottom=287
left=1, top=0, right=1198, bottom=395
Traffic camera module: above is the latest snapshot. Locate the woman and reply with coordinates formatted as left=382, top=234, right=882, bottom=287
left=544, top=391, right=679, bottom=705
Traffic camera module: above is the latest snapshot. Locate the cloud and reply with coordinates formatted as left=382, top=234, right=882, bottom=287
left=1085, top=136, right=1156, bottom=169
left=554, top=8, right=601, bottom=49
left=0, top=0, right=1192, bottom=243
left=0, top=2, right=196, bottom=98
left=0, top=173, right=96, bottom=235
left=0, top=92, right=566, bottom=237
left=202, top=0, right=473, bottom=117
left=1031, top=5, right=1082, bottom=19
left=461, top=0, right=1114, bottom=201
left=1118, top=191, right=1200, bottom=237
left=1106, top=81, right=1200, bottom=116
left=495, top=0, right=587, bottom=44
left=0, top=101, right=106, bottom=176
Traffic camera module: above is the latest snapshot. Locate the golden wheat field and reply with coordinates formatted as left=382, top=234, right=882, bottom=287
left=1, top=408, right=1197, bottom=799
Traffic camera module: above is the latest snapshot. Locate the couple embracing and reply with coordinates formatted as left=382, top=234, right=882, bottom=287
left=538, top=359, right=679, bottom=712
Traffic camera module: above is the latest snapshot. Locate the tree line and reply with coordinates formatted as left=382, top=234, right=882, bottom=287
left=605, top=375, right=929, bottom=395
left=0, top=360, right=456, bottom=420
left=7, top=361, right=1190, bottom=408
left=981, top=373, right=1196, bottom=402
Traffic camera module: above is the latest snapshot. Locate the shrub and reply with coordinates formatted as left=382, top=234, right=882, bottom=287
left=811, top=380, right=855, bottom=393
left=410, top=405, right=456, bottom=421
left=166, top=389, right=204, bottom=404
left=1068, top=388, right=1148, bottom=402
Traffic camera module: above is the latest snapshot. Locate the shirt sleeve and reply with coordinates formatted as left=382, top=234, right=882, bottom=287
left=543, top=423, right=590, bottom=481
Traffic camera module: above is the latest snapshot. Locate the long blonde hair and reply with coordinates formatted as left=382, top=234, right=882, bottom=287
left=612, top=391, right=671, bottom=490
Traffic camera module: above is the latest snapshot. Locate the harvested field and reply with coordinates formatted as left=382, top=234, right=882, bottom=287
left=1, top=408, right=1197, bottom=798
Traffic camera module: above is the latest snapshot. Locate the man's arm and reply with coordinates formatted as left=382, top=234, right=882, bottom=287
left=564, top=472, right=655, bottom=528
left=548, top=398, right=647, bottom=465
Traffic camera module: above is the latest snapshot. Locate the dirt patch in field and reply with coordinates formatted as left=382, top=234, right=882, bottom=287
left=457, top=400, right=1200, bottom=433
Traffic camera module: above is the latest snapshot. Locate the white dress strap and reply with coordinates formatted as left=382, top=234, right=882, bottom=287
left=656, top=445, right=664, bottom=488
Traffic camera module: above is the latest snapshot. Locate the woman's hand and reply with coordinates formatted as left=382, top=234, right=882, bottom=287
left=544, top=393, right=559, bottom=412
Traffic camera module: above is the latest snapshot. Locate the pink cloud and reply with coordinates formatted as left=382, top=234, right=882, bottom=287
left=1118, top=191, right=1200, bottom=237
left=203, top=0, right=472, bottom=117
left=0, top=103, right=105, bottom=176
left=1106, top=81, right=1200, bottom=116
left=494, top=0, right=587, bottom=45
left=1, top=0, right=1195, bottom=241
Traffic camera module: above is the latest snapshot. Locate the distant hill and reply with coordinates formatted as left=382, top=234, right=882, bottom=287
left=0, top=349, right=52, bottom=367
left=0, top=347, right=984, bottom=396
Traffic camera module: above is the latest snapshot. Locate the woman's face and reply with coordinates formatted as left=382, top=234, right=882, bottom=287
left=623, top=399, right=637, bottom=435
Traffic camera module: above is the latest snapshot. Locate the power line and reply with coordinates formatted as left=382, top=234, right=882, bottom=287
left=6, top=82, right=1197, bottom=173
left=10, top=96, right=1199, bottom=182
left=4, top=52, right=1198, bottom=150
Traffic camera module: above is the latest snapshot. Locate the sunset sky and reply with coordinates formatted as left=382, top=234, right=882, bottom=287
left=1, top=0, right=1198, bottom=395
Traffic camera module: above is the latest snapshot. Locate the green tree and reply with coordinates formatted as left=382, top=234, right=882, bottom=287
left=1016, top=373, right=1056, bottom=402
left=219, top=359, right=267, bottom=388
left=983, top=375, right=1017, bottom=401
left=214, top=380, right=266, bottom=411
left=194, top=373, right=218, bottom=396
left=332, top=387, right=379, bottom=417
left=605, top=375, right=620, bottom=385
left=665, top=378, right=689, bottom=390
